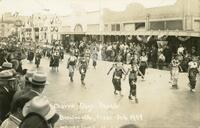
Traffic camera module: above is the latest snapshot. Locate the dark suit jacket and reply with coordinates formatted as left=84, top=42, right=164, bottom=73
left=10, top=89, right=39, bottom=112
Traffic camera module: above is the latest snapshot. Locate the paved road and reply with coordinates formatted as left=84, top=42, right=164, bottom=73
left=22, top=55, right=200, bottom=128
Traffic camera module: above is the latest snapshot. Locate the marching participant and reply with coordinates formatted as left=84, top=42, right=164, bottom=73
left=59, top=46, right=64, bottom=61
left=78, top=56, right=88, bottom=86
left=91, top=48, right=98, bottom=69
left=35, top=49, right=42, bottom=68
left=67, top=51, right=77, bottom=82
left=50, top=51, right=60, bottom=72
left=74, top=47, right=79, bottom=58
left=124, top=61, right=143, bottom=103
left=107, top=58, right=126, bottom=96
left=170, top=54, right=182, bottom=89
left=139, top=51, right=148, bottom=80
left=27, top=48, right=34, bottom=63
left=85, top=48, right=91, bottom=68
left=188, top=56, right=199, bottom=92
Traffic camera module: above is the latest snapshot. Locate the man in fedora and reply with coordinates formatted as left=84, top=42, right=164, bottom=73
left=0, top=70, right=19, bottom=124
left=11, top=70, right=36, bottom=112
left=22, top=96, right=59, bottom=128
left=17, top=72, right=48, bottom=103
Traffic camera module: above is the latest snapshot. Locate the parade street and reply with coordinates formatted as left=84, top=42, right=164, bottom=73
left=22, top=55, right=200, bottom=128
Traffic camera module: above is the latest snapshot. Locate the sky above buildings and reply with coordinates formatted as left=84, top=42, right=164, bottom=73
left=0, top=0, right=177, bottom=16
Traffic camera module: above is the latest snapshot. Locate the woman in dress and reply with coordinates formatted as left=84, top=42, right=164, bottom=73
left=139, top=51, right=148, bottom=80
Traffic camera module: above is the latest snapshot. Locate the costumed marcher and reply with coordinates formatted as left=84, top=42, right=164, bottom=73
left=67, top=52, right=77, bottom=82
left=49, top=51, right=54, bottom=68
left=188, top=57, right=199, bottom=92
left=158, top=52, right=166, bottom=70
left=79, top=41, right=86, bottom=56
left=126, top=51, right=132, bottom=64
left=91, top=48, right=98, bottom=69
left=35, top=50, right=42, bottom=68
left=107, top=61, right=126, bottom=96
left=124, top=61, right=143, bottom=103
left=78, top=57, right=88, bottom=86
left=130, top=52, right=139, bottom=65
left=27, top=48, right=34, bottom=63
left=74, top=47, right=79, bottom=58
left=50, top=51, right=60, bottom=72
left=85, top=48, right=91, bottom=68
left=0, top=69, right=19, bottom=124
left=139, top=52, right=148, bottom=80
left=59, top=47, right=64, bottom=61
left=170, top=55, right=182, bottom=89
left=22, top=96, right=59, bottom=128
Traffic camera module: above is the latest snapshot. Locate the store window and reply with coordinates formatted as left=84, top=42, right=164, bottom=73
left=111, top=24, right=115, bottom=31
left=111, top=24, right=120, bottom=31
left=116, top=24, right=120, bottom=31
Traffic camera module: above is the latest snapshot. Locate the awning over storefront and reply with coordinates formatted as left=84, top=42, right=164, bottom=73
left=56, top=30, right=200, bottom=37
left=85, top=30, right=200, bottom=37
left=61, top=32, right=86, bottom=35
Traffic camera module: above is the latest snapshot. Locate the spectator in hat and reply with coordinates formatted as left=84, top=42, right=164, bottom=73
left=0, top=98, right=29, bottom=128
left=19, top=113, right=50, bottom=128
left=0, top=70, right=19, bottom=124
left=22, top=96, right=59, bottom=128
left=14, top=72, right=48, bottom=103
left=10, top=70, right=35, bottom=112
left=0, top=62, right=13, bottom=71
left=21, top=69, right=35, bottom=89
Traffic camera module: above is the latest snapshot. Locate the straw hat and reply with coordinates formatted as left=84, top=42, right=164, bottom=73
left=29, top=72, right=48, bottom=86
left=0, top=69, right=16, bottom=80
left=2, top=62, right=13, bottom=69
left=25, top=70, right=35, bottom=80
left=22, top=96, right=56, bottom=120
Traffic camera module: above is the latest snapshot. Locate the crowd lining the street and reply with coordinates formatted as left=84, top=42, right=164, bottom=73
left=0, top=35, right=199, bottom=127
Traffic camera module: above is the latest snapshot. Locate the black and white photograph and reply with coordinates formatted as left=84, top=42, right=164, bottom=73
left=0, top=0, right=200, bottom=127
